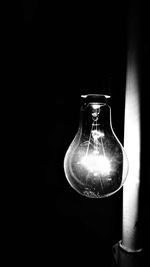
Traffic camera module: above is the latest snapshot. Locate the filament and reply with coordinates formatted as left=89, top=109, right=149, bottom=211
left=100, top=136, right=106, bottom=157
left=78, top=104, right=112, bottom=178
left=85, top=129, right=92, bottom=157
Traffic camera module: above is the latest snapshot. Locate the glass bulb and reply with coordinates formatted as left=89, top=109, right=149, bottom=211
left=64, top=94, right=128, bottom=198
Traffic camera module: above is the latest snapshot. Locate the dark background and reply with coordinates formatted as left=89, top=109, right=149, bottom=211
left=23, top=1, right=149, bottom=266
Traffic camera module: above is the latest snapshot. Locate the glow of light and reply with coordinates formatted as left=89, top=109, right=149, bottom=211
left=92, top=104, right=101, bottom=109
left=80, top=154, right=111, bottom=175
left=91, top=130, right=104, bottom=140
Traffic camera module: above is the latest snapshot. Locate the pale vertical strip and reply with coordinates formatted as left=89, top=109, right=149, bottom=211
left=122, top=53, right=141, bottom=250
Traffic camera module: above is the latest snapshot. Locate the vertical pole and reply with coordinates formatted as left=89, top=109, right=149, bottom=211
left=122, top=49, right=141, bottom=250
left=122, top=1, right=141, bottom=252
left=112, top=2, right=143, bottom=266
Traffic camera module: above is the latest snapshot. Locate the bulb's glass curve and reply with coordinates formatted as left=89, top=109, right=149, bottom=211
left=64, top=95, right=128, bottom=198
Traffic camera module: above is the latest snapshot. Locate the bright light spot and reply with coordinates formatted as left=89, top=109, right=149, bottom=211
left=92, top=130, right=104, bottom=140
left=80, top=154, right=111, bottom=175
left=92, top=104, right=100, bottom=109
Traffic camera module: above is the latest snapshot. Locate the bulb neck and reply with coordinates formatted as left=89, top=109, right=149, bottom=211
left=79, top=97, right=112, bottom=135
left=81, top=94, right=111, bottom=106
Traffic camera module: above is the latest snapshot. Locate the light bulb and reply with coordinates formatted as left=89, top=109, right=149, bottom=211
left=64, top=94, right=128, bottom=198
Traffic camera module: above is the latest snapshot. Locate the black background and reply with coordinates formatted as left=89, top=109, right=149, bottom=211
left=23, top=1, right=149, bottom=266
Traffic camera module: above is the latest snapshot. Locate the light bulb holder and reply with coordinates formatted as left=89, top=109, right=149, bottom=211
left=112, top=241, right=143, bottom=267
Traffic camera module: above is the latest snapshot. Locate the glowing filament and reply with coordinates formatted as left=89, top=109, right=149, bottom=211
left=92, top=130, right=104, bottom=140
left=80, top=154, right=111, bottom=175
left=92, top=104, right=101, bottom=109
